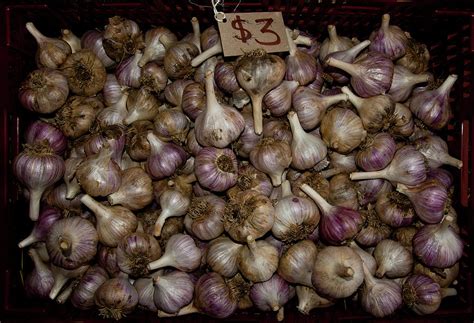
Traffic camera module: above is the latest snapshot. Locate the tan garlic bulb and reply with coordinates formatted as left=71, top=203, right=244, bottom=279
left=312, top=246, right=364, bottom=299
left=224, top=190, right=275, bottom=242
left=320, top=107, right=367, bottom=154
left=238, top=236, right=279, bottom=282
left=107, top=167, right=153, bottom=211
left=61, top=49, right=107, bottom=96
left=278, top=240, right=318, bottom=287
left=249, top=138, right=292, bottom=186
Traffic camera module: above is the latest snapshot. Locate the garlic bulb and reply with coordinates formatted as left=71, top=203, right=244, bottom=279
left=62, top=49, right=107, bottom=96
left=195, top=70, right=244, bottom=148
left=342, top=86, right=395, bottom=133
left=46, top=216, right=98, bottom=269
left=94, top=277, right=139, bottom=320
left=249, top=138, right=292, bottom=186
left=287, top=111, right=327, bottom=170
left=19, top=68, right=69, bottom=114
left=319, top=24, right=353, bottom=61
left=320, top=107, right=367, bottom=154
left=369, top=14, right=408, bottom=60
left=235, top=49, right=286, bottom=134
left=249, top=274, right=295, bottom=322
left=25, top=22, right=71, bottom=68
left=153, top=186, right=191, bottom=237
left=108, top=167, right=153, bottom=210
left=139, top=26, right=177, bottom=66
left=206, top=236, right=243, bottom=277
left=285, top=28, right=318, bottom=85
left=312, top=246, right=364, bottom=298
left=272, top=180, right=320, bottom=242
left=263, top=80, right=299, bottom=117
left=238, top=236, right=279, bottom=282
left=360, top=263, right=403, bottom=317
left=278, top=239, right=318, bottom=286
left=153, top=270, right=194, bottom=314
left=224, top=190, right=275, bottom=242
left=116, top=232, right=161, bottom=277
left=80, top=194, right=138, bottom=247
left=184, top=194, right=225, bottom=240
left=147, top=233, right=201, bottom=272
left=374, top=239, right=413, bottom=278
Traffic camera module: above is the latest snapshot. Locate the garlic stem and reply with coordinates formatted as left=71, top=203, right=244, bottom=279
left=437, top=153, right=463, bottom=169
left=381, top=13, right=391, bottom=31
left=294, top=34, right=313, bottom=46
left=147, top=253, right=172, bottom=271
left=153, top=210, right=171, bottom=237
left=246, top=235, right=257, bottom=252
left=319, top=168, right=342, bottom=178
left=25, top=22, right=46, bottom=43
left=286, top=28, right=298, bottom=56
left=441, top=287, right=457, bottom=298
left=28, top=249, right=48, bottom=272
left=337, top=264, right=355, bottom=280
left=327, top=25, right=338, bottom=42
left=29, top=189, right=43, bottom=221
left=80, top=194, right=109, bottom=219
left=157, top=302, right=199, bottom=317
left=341, top=86, right=363, bottom=109
left=300, top=184, right=332, bottom=214
left=325, top=57, right=360, bottom=77
left=56, top=281, right=75, bottom=304
left=280, top=180, right=292, bottom=198
left=49, top=271, right=69, bottom=300
left=345, top=39, right=371, bottom=57
left=191, top=17, right=201, bottom=52
left=18, top=233, right=37, bottom=248
left=287, top=111, right=305, bottom=140
left=250, top=94, right=264, bottom=135
left=437, top=74, right=458, bottom=95
left=205, top=70, right=220, bottom=114
left=159, top=34, right=175, bottom=49
left=350, top=169, right=386, bottom=181
left=276, top=306, right=284, bottom=322
left=191, top=42, right=222, bottom=67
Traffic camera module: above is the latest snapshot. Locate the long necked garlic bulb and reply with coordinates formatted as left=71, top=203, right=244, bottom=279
left=238, top=236, right=279, bottom=282
left=249, top=138, right=292, bottom=186
left=80, top=194, right=138, bottom=247
left=25, top=22, right=72, bottom=68
left=360, top=263, right=403, bottom=317
left=195, top=70, right=245, bottom=148
left=235, top=49, right=286, bottom=134
left=319, top=25, right=353, bottom=61
left=287, top=111, right=327, bottom=170
left=350, top=145, right=428, bottom=186
left=301, top=184, right=362, bottom=245
left=369, top=14, right=408, bottom=60
left=147, top=233, right=201, bottom=272
left=272, top=180, right=320, bottom=242
left=342, top=86, right=395, bottom=133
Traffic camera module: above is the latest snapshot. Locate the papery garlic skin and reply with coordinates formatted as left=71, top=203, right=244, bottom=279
left=278, top=239, right=318, bottom=286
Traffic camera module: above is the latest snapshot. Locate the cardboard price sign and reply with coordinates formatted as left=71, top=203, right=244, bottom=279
left=217, top=12, right=289, bottom=56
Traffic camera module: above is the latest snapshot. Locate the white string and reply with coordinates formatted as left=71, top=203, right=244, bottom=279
left=211, top=0, right=226, bottom=22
